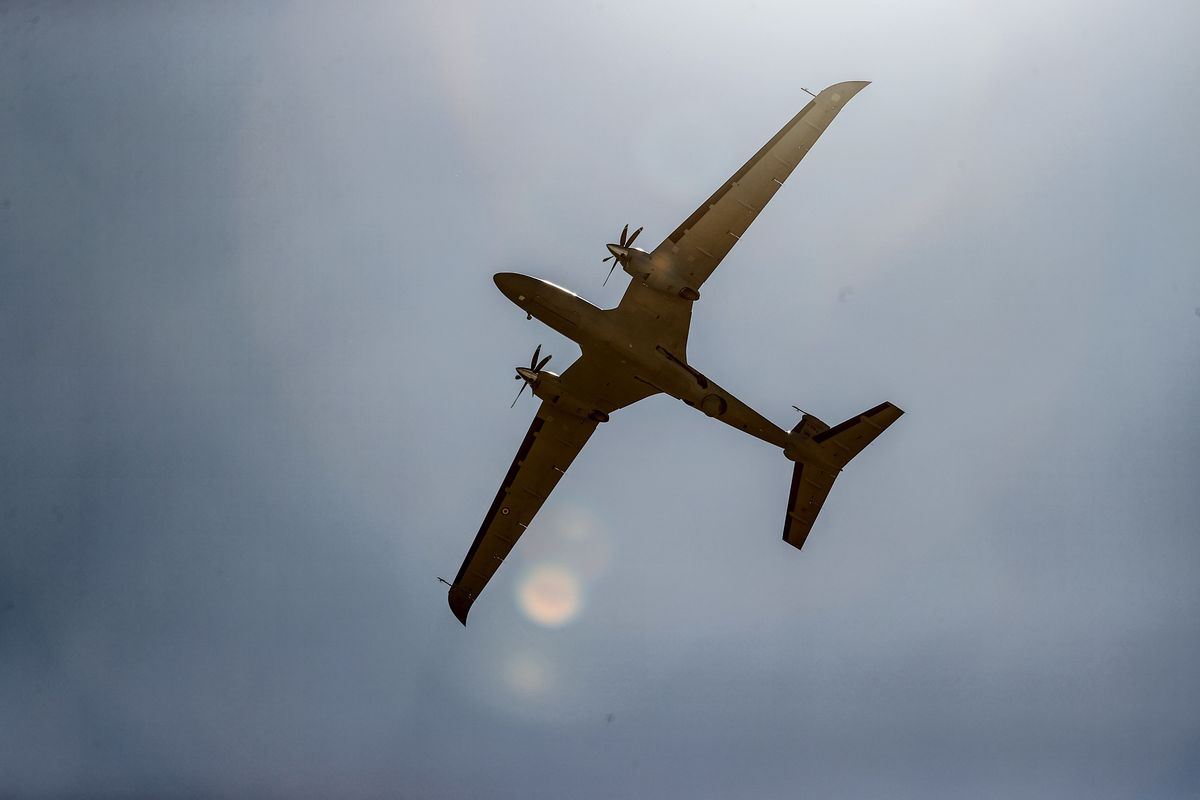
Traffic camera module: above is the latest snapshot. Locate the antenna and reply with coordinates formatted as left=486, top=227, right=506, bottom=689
left=801, top=87, right=817, bottom=99
left=436, top=576, right=452, bottom=588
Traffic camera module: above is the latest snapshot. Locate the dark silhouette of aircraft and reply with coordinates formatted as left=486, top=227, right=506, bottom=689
left=448, top=81, right=902, bottom=625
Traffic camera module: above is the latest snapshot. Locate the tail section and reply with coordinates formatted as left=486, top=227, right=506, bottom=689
left=782, top=402, right=903, bottom=550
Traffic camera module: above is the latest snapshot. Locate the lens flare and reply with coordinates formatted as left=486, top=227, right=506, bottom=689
left=516, top=563, right=582, bottom=627
left=503, top=651, right=554, bottom=699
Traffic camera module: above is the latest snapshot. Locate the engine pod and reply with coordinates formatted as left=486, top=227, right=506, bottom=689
left=699, top=394, right=727, bottom=417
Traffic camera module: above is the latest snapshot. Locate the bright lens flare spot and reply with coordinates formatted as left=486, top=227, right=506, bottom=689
left=517, top=564, right=582, bottom=627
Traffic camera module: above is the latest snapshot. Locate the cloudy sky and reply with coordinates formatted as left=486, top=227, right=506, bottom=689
left=3, top=1, right=1198, bottom=797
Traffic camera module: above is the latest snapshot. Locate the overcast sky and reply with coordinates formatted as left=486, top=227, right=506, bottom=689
left=3, top=1, right=1199, bottom=797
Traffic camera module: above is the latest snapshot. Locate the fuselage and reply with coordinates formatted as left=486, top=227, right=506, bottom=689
left=494, top=272, right=790, bottom=450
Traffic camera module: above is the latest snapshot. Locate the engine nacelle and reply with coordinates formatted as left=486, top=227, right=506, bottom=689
left=621, top=249, right=701, bottom=302
left=525, top=371, right=610, bottom=422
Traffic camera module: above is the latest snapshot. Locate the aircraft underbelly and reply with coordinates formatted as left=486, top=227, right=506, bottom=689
left=603, top=341, right=788, bottom=450
left=669, top=370, right=789, bottom=449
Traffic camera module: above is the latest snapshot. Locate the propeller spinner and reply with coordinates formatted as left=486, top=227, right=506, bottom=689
left=601, top=223, right=642, bottom=286
left=510, top=344, right=553, bottom=407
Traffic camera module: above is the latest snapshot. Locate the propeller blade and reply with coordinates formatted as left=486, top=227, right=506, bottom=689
left=535, top=354, right=552, bottom=371
left=530, top=344, right=542, bottom=370
left=510, top=381, right=528, bottom=408
left=603, top=261, right=618, bottom=286
left=625, top=226, right=643, bottom=248
left=602, top=255, right=614, bottom=263
left=619, top=223, right=629, bottom=247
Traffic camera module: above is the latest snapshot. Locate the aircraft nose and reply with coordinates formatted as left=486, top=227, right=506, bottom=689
left=494, top=272, right=539, bottom=308
left=493, top=272, right=517, bottom=292
left=493, top=272, right=523, bottom=302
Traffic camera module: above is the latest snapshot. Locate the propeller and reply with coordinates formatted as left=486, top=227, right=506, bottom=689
left=601, top=223, right=643, bottom=286
left=510, top=344, right=553, bottom=407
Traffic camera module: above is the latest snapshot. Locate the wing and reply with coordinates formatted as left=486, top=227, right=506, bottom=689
left=447, top=352, right=657, bottom=625
left=649, top=81, right=869, bottom=293
left=448, top=404, right=596, bottom=625
left=615, top=279, right=693, bottom=356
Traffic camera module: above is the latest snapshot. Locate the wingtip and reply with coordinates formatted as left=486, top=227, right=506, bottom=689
left=448, top=588, right=472, bottom=626
left=824, top=80, right=871, bottom=97
left=864, top=400, right=905, bottom=419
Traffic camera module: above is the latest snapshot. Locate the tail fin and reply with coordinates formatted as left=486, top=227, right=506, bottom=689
left=783, top=401, right=903, bottom=550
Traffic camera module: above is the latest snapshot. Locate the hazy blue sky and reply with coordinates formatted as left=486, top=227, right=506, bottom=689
left=3, top=1, right=1199, bottom=797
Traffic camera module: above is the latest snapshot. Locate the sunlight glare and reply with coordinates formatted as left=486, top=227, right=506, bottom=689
left=516, top=563, right=583, bottom=628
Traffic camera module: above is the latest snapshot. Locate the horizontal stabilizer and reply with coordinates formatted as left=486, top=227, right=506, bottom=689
left=782, top=401, right=903, bottom=549
left=783, top=458, right=840, bottom=550
left=811, top=401, right=904, bottom=468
